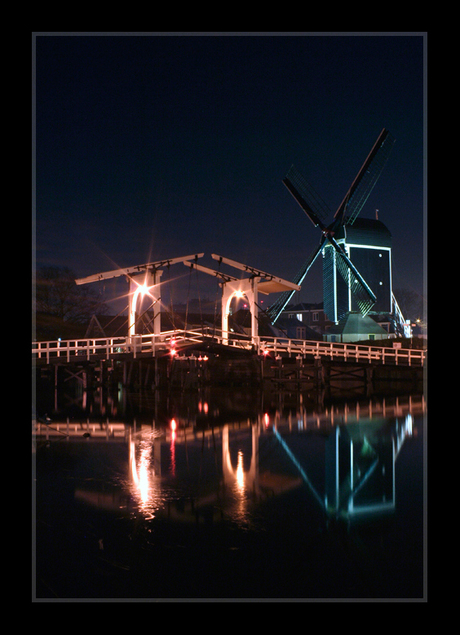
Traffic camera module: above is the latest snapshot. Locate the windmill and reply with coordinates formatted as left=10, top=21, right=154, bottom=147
left=267, top=128, right=396, bottom=325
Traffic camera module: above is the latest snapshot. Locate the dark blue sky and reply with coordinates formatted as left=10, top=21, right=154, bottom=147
left=34, top=33, right=425, bottom=308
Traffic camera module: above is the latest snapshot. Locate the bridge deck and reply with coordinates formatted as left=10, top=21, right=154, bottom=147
left=32, top=327, right=426, bottom=367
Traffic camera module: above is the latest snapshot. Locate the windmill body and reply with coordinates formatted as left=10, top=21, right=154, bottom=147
left=323, top=218, right=392, bottom=323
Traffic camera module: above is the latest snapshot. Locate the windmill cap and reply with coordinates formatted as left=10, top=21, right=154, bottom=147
left=333, top=218, right=392, bottom=248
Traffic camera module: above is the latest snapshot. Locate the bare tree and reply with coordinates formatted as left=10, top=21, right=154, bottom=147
left=34, top=266, right=107, bottom=323
left=393, top=287, right=424, bottom=323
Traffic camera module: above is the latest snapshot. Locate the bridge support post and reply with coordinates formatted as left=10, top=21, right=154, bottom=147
left=221, top=277, right=260, bottom=345
left=366, top=366, right=374, bottom=397
left=128, top=270, right=163, bottom=338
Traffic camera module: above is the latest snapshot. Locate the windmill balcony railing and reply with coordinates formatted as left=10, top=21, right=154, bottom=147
left=32, top=329, right=426, bottom=367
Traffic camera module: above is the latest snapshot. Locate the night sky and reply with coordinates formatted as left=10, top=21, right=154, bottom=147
left=33, top=33, right=425, bottom=311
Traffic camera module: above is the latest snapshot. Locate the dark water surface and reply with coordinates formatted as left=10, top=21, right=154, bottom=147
left=33, top=390, right=426, bottom=601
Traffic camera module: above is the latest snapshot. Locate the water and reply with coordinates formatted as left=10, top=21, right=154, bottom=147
left=33, top=388, right=426, bottom=601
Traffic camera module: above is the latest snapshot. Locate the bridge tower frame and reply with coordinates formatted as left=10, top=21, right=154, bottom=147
left=184, top=254, right=300, bottom=346
left=75, top=254, right=204, bottom=338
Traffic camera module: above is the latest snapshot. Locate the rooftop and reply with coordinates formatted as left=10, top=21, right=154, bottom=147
left=327, top=312, right=389, bottom=337
left=333, top=218, right=392, bottom=248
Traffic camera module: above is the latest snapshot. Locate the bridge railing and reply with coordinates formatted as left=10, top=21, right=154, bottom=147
left=31, top=328, right=227, bottom=363
left=253, top=336, right=426, bottom=367
left=32, top=329, right=426, bottom=367
left=32, top=336, right=130, bottom=363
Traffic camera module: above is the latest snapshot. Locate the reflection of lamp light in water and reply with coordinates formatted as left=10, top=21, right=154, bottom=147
left=405, top=413, right=413, bottom=436
left=233, top=450, right=248, bottom=523
left=170, top=419, right=176, bottom=475
left=130, top=435, right=154, bottom=519
left=138, top=444, right=151, bottom=506
left=129, top=428, right=165, bottom=521
left=236, top=450, right=245, bottom=494
left=130, top=439, right=139, bottom=487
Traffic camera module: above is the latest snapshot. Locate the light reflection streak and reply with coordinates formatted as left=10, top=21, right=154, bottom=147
left=129, top=430, right=163, bottom=520
left=170, top=419, right=176, bottom=476
left=405, top=413, right=413, bottom=436
left=235, top=450, right=245, bottom=494
left=272, top=427, right=325, bottom=510
left=138, top=443, right=151, bottom=507
left=233, top=449, right=247, bottom=522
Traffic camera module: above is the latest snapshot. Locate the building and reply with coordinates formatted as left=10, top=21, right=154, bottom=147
left=324, top=312, right=389, bottom=343
left=272, top=315, right=323, bottom=341
left=281, top=302, right=333, bottom=336
left=280, top=301, right=398, bottom=343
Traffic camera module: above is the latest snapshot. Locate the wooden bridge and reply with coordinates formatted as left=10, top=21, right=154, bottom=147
left=32, top=326, right=426, bottom=367
left=34, top=252, right=426, bottom=384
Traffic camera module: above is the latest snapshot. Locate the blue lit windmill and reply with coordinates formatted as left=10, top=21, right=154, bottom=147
left=268, top=128, right=401, bottom=328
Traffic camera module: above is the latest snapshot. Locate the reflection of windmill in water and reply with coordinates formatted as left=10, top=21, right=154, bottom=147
left=268, top=129, right=410, bottom=336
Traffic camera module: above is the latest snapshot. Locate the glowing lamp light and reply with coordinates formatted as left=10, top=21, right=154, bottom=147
left=133, top=278, right=155, bottom=302
left=170, top=419, right=177, bottom=431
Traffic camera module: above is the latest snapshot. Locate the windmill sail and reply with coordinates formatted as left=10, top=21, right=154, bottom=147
left=283, top=165, right=330, bottom=228
left=268, top=242, right=323, bottom=323
left=335, top=129, right=395, bottom=226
